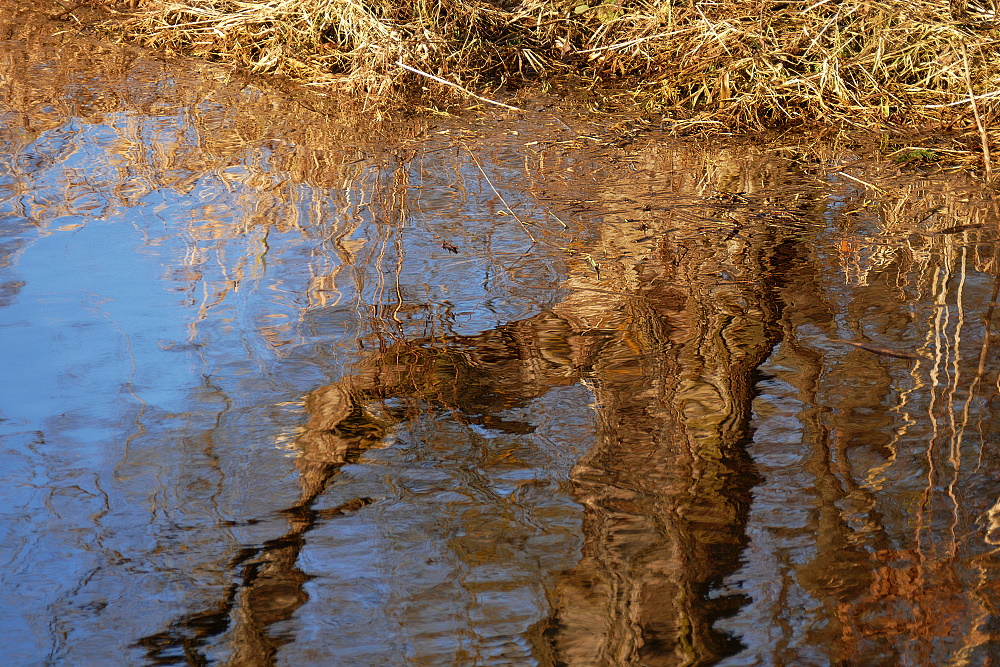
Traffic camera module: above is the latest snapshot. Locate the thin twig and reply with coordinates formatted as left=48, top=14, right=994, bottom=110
left=836, top=171, right=888, bottom=195
left=49, top=0, right=85, bottom=23
left=923, top=89, right=1000, bottom=109
left=461, top=143, right=538, bottom=245
left=575, top=30, right=676, bottom=56
left=396, top=61, right=526, bottom=112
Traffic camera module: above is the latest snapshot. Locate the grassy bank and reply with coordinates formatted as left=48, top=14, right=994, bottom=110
left=100, top=1, right=1000, bottom=147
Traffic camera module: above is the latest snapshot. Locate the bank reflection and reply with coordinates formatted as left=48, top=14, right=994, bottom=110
left=135, top=177, right=823, bottom=665
left=270, top=165, right=1000, bottom=666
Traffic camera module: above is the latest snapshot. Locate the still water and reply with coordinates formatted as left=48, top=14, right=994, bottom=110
left=4, top=12, right=1000, bottom=667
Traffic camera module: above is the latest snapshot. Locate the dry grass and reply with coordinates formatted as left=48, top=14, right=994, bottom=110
left=99, top=0, right=1000, bottom=135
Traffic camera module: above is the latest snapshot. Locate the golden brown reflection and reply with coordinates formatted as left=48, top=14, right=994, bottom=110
left=714, top=171, right=1000, bottom=662
left=6, top=6, right=1000, bottom=663
left=234, top=172, right=822, bottom=664
left=274, top=148, right=1000, bottom=665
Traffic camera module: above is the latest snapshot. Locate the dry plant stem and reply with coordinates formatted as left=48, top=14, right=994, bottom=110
left=397, top=61, right=526, bottom=112
left=574, top=31, right=674, bottom=56
left=837, top=171, right=888, bottom=195
left=961, top=44, right=993, bottom=183
left=924, top=90, right=1000, bottom=109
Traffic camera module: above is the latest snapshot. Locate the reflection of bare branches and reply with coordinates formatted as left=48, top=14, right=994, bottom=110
left=812, top=213, right=1000, bottom=662
left=831, top=168, right=1000, bottom=288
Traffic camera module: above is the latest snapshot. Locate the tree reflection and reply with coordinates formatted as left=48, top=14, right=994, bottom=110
left=136, top=186, right=814, bottom=665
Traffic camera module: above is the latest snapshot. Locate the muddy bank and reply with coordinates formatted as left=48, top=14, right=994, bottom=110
left=96, top=0, right=1000, bottom=127
left=87, top=0, right=1000, bottom=183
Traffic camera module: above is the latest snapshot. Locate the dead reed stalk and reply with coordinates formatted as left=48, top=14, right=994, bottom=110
left=961, top=42, right=994, bottom=182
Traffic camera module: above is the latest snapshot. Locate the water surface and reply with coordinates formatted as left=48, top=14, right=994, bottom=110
left=3, top=9, right=1000, bottom=665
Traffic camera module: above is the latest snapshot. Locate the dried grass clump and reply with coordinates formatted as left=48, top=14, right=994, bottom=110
left=102, top=0, right=1000, bottom=131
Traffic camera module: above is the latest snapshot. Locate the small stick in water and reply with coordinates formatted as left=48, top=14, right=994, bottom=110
left=831, top=338, right=928, bottom=360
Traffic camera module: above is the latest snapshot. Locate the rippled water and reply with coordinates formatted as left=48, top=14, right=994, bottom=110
left=4, top=7, right=1000, bottom=666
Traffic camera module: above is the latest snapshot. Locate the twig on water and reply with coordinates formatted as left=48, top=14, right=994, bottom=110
left=396, top=61, right=526, bottom=112
left=836, top=171, right=887, bottom=195
left=462, top=144, right=538, bottom=244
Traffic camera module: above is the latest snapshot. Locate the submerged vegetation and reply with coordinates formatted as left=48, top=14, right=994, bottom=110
left=97, top=0, right=1000, bottom=168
